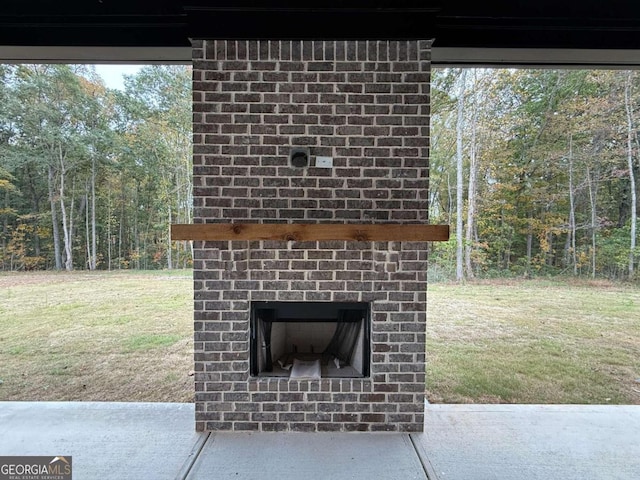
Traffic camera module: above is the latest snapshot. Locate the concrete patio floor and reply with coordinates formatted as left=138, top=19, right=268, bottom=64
left=1, top=401, right=638, bottom=480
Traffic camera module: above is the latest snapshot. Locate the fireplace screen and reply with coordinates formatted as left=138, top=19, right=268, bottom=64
left=250, top=302, right=370, bottom=378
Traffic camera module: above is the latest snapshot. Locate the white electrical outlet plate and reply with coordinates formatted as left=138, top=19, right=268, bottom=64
left=316, top=156, right=334, bottom=168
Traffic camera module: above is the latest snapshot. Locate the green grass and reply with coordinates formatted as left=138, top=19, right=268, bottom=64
left=0, top=270, right=193, bottom=402
left=1, top=271, right=638, bottom=404
left=123, top=334, right=183, bottom=352
left=427, top=278, right=640, bottom=404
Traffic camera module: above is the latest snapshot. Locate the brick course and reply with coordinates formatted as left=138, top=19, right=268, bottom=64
left=192, top=40, right=431, bottom=432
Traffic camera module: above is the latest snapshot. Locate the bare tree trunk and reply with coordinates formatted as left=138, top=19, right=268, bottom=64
left=167, top=208, right=173, bottom=270
left=1, top=194, right=5, bottom=257
left=118, top=210, right=123, bottom=270
left=118, top=179, right=125, bottom=270
left=175, top=175, right=181, bottom=269
left=625, top=72, right=637, bottom=280
left=563, top=231, right=571, bottom=270
left=455, top=69, right=467, bottom=282
left=73, top=191, right=85, bottom=260
left=586, top=166, right=598, bottom=278
left=59, top=172, right=73, bottom=271
left=90, top=156, right=97, bottom=270
left=1, top=189, right=9, bottom=269
left=57, top=143, right=75, bottom=272
left=526, top=231, right=533, bottom=275
left=133, top=183, right=139, bottom=270
left=185, top=149, right=194, bottom=266
left=48, top=165, right=62, bottom=270
left=446, top=173, right=453, bottom=221
left=85, top=188, right=91, bottom=269
left=568, top=134, right=578, bottom=275
left=107, top=193, right=112, bottom=271
left=465, top=72, right=478, bottom=279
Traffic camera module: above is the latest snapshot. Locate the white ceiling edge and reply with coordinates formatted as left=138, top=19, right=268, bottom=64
left=0, top=46, right=192, bottom=64
left=3, top=45, right=640, bottom=68
left=431, top=47, right=640, bottom=69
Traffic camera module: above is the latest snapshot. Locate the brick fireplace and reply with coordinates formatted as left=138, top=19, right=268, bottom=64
left=188, top=40, right=434, bottom=432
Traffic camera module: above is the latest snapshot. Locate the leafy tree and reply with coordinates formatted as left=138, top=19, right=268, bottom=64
left=430, top=68, right=640, bottom=281
left=0, top=64, right=192, bottom=272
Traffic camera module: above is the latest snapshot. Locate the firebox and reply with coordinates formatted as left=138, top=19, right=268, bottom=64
left=250, top=302, right=370, bottom=378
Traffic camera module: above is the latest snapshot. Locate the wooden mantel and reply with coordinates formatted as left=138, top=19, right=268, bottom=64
left=171, top=223, right=449, bottom=242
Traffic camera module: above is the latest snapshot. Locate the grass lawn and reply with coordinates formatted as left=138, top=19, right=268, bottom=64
left=0, top=270, right=193, bottom=402
left=427, top=279, right=640, bottom=404
left=1, top=271, right=639, bottom=404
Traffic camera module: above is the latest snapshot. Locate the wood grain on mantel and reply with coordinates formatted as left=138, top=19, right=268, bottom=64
left=171, top=223, right=449, bottom=242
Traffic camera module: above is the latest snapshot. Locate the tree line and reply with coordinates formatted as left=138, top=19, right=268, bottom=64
left=0, top=64, right=192, bottom=271
left=3, top=65, right=640, bottom=280
left=430, top=69, right=640, bottom=281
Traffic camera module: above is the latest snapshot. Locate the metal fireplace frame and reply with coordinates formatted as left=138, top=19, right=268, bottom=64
left=250, top=301, right=371, bottom=378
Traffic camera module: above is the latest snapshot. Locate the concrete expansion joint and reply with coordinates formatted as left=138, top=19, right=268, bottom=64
left=409, top=433, right=440, bottom=480
left=175, top=432, right=211, bottom=480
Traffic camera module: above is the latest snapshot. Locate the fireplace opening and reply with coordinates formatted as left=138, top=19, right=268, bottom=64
left=250, top=302, right=370, bottom=379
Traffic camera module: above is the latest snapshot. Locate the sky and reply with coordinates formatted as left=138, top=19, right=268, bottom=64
left=93, top=64, right=144, bottom=90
